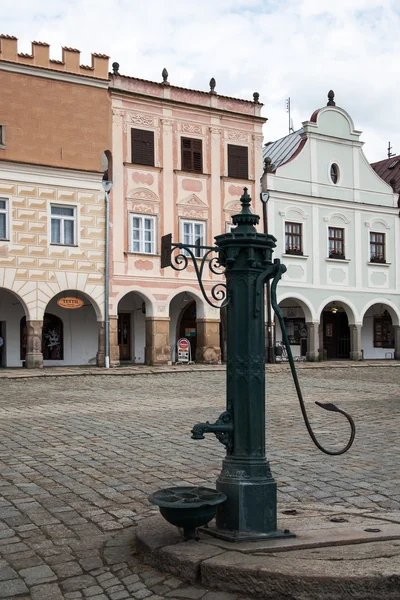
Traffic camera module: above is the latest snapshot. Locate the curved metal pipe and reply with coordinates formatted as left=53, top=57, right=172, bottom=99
left=270, top=261, right=356, bottom=456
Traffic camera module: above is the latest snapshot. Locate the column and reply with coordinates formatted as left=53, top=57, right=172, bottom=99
left=109, top=315, right=120, bottom=366
left=349, top=324, right=363, bottom=361
left=96, top=322, right=105, bottom=367
left=25, top=320, right=43, bottom=369
left=306, top=322, right=319, bottom=361
left=145, top=317, right=170, bottom=365
left=196, top=319, right=221, bottom=364
left=394, top=325, right=400, bottom=360
left=318, top=322, right=327, bottom=361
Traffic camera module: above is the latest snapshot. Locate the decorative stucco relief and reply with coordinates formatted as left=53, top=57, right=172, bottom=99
left=132, top=172, right=154, bottom=186
left=228, top=185, right=243, bottom=197
left=181, top=123, right=203, bottom=134
left=134, top=259, right=153, bottom=270
left=128, top=188, right=159, bottom=202
left=177, top=193, right=208, bottom=207
left=181, top=209, right=207, bottom=219
left=182, top=179, right=203, bottom=193
left=129, top=203, right=155, bottom=214
left=130, top=113, right=155, bottom=127
left=225, top=129, right=249, bottom=143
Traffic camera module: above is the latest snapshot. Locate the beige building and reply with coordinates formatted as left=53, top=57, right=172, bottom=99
left=108, top=65, right=265, bottom=365
left=0, top=35, right=111, bottom=367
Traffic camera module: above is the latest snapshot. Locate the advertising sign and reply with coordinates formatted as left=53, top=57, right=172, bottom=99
left=57, top=297, right=84, bottom=310
left=177, top=337, right=190, bottom=364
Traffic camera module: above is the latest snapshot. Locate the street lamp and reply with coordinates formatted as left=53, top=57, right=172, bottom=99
left=102, top=179, right=113, bottom=369
left=261, top=157, right=274, bottom=363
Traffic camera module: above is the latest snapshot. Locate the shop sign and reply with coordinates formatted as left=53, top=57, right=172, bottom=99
left=57, top=297, right=84, bottom=310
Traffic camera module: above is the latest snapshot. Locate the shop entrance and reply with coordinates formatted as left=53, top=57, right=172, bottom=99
left=322, top=310, right=350, bottom=359
left=118, top=313, right=131, bottom=361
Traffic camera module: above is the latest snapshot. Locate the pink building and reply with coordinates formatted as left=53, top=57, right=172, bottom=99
left=108, top=65, right=265, bottom=365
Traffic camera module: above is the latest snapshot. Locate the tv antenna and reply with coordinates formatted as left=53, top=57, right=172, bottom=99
left=388, top=142, right=395, bottom=158
left=286, top=97, right=294, bottom=134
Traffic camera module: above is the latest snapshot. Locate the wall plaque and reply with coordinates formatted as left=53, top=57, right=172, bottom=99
left=57, top=297, right=84, bottom=310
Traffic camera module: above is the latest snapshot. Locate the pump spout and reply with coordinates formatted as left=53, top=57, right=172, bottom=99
left=191, top=411, right=234, bottom=453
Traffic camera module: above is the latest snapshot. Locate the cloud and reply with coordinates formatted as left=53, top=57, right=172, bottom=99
left=2, top=0, right=400, bottom=160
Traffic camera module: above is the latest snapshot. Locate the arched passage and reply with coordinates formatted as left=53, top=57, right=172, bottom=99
left=116, top=291, right=155, bottom=364
left=361, top=301, right=400, bottom=360
left=319, top=299, right=357, bottom=360
left=0, top=287, right=28, bottom=367
left=275, top=296, right=315, bottom=360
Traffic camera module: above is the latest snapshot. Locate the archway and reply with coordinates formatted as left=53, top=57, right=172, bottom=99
left=0, top=288, right=27, bottom=367
left=361, top=303, right=398, bottom=359
left=275, top=298, right=309, bottom=359
left=43, top=290, right=100, bottom=365
left=320, top=301, right=353, bottom=360
left=169, top=292, right=199, bottom=363
left=116, top=291, right=152, bottom=363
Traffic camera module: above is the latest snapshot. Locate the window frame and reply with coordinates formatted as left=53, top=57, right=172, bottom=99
left=131, top=128, right=155, bottom=167
left=330, top=163, right=339, bottom=184
left=328, top=226, right=345, bottom=259
left=181, top=219, right=206, bottom=258
left=129, top=213, right=157, bottom=255
left=370, top=231, right=386, bottom=263
left=0, top=125, right=6, bottom=149
left=227, top=144, right=249, bottom=179
left=50, top=204, right=76, bottom=246
left=181, top=137, right=203, bottom=174
left=0, top=198, right=9, bottom=240
left=285, top=222, right=303, bottom=255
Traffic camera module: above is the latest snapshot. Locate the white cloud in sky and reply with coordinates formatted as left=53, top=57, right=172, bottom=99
left=2, top=0, right=400, bottom=161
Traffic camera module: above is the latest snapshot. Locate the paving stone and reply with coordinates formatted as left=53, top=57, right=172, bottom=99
left=0, top=578, right=29, bottom=598
left=51, top=561, right=83, bottom=578
left=0, top=566, right=18, bottom=581
left=61, top=574, right=97, bottom=592
left=131, top=590, right=153, bottom=599
left=19, top=564, right=57, bottom=585
left=31, top=582, right=64, bottom=600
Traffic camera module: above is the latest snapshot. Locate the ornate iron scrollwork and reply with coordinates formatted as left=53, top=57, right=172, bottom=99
left=161, top=234, right=229, bottom=309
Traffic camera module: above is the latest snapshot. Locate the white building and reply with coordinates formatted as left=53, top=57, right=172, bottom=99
left=263, top=91, right=400, bottom=361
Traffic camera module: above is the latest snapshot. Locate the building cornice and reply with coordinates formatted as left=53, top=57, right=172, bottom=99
left=0, top=60, right=109, bottom=89
left=0, top=160, right=104, bottom=187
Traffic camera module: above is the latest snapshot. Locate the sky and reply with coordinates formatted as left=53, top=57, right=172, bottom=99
left=2, top=0, right=400, bottom=162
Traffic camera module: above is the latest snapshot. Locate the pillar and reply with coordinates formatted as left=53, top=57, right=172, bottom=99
left=349, top=324, right=363, bottom=361
left=394, top=325, right=400, bottom=360
left=96, top=322, right=105, bottom=367
left=196, top=319, right=221, bottom=364
left=145, top=317, right=171, bottom=365
left=25, top=320, right=43, bottom=369
left=306, top=322, right=319, bottom=361
left=109, top=315, right=120, bottom=366
left=318, top=322, right=327, bottom=361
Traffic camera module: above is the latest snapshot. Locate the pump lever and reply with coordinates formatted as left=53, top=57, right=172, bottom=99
left=270, top=260, right=356, bottom=457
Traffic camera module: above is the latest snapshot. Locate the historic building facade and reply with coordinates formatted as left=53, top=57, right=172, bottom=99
left=0, top=35, right=110, bottom=367
left=263, top=92, right=400, bottom=361
left=108, top=66, right=265, bottom=364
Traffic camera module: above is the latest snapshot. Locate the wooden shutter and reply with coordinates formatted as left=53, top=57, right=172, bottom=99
left=181, top=137, right=203, bottom=173
left=228, top=144, right=248, bottom=179
left=131, top=129, right=154, bottom=166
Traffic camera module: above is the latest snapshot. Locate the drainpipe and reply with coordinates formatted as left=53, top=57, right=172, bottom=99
left=102, top=180, right=113, bottom=369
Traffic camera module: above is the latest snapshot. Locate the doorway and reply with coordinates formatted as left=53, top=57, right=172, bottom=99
left=118, top=313, right=131, bottom=360
left=0, top=321, right=4, bottom=367
left=178, top=301, right=197, bottom=360
left=323, top=311, right=350, bottom=359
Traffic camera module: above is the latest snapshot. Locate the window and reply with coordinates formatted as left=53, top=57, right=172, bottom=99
left=181, top=138, right=202, bottom=173
left=51, top=205, right=75, bottom=245
left=0, top=125, right=5, bottom=148
left=130, top=214, right=156, bottom=254
left=0, top=199, right=8, bottom=240
left=131, top=129, right=155, bottom=166
left=370, top=232, right=385, bottom=263
left=285, top=222, right=303, bottom=255
left=374, top=311, right=394, bottom=348
left=330, top=163, right=339, bottom=184
left=228, top=145, right=248, bottom=179
left=182, top=220, right=205, bottom=258
left=328, top=227, right=345, bottom=258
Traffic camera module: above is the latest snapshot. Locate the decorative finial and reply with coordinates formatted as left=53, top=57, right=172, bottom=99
left=327, top=90, right=335, bottom=106
left=112, top=62, right=120, bottom=75
left=253, top=92, right=260, bottom=103
left=263, top=156, right=272, bottom=174
left=232, top=188, right=260, bottom=229
left=209, top=77, right=216, bottom=94
left=162, top=68, right=169, bottom=85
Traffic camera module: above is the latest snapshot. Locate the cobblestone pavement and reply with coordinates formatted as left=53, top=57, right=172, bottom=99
left=0, top=366, right=399, bottom=599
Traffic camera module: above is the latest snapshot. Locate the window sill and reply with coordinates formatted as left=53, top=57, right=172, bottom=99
left=50, top=243, right=78, bottom=248
left=0, top=145, right=6, bottom=150
left=282, top=253, right=309, bottom=259
left=221, top=176, right=255, bottom=182
left=368, top=261, right=391, bottom=267
left=123, top=163, right=162, bottom=172
left=174, top=170, right=210, bottom=178
left=326, top=257, right=350, bottom=263
left=124, top=251, right=159, bottom=257
left=0, top=238, right=9, bottom=242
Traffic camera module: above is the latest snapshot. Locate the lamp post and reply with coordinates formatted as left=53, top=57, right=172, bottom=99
left=102, top=179, right=113, bottom=369
left=261, top=157, right=275, bottom=364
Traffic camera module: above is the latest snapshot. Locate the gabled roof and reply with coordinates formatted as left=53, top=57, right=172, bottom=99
left=262, top=129, right=304, bottom=171
left=371, top=156, right=400, bottom=194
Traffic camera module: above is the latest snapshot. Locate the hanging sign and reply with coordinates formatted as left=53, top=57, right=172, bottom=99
left=57, top=297, right=84, bottom=310
left=177, top=337, right=190, bottom=364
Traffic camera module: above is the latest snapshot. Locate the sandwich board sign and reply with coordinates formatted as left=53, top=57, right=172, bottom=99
left=176, top=337, right=193, bottom=364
